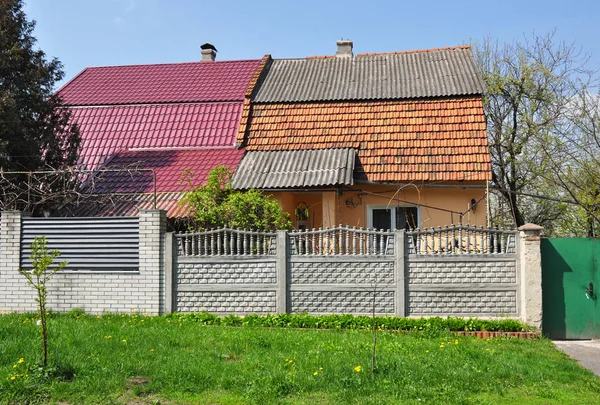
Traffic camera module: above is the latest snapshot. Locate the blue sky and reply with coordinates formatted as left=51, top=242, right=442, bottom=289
left=23, top=0, right=600, bottom=89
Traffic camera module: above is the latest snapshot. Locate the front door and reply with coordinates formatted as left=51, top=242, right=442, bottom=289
left=541, top=238, right=600, bottom=339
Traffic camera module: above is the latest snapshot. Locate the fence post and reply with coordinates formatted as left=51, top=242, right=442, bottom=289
left=395, top=229, right=406, bottom=317
left=164, top=232, right=176, bottom=314
left=0, top=211, right=26, bottom=312
left=276, top=230, right=288, bottom=313
left=139, top=209, right=167, bottom=315
left=518, top=223, right=543, bottom=330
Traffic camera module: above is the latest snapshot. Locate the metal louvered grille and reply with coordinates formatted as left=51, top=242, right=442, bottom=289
left=20, top=217, right=139, bottom=272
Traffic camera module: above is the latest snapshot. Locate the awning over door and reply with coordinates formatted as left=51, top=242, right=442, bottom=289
left=231, top=148, right=355, bottom=189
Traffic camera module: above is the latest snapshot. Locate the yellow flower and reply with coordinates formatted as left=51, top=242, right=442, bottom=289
left=13, top=364, right=17, bottom=369
left=455, top=340, right=459, bottom=345
left=96, top=315, right=101, bottom=319
left=313, top=371, right=318, bottom=376
left=10, top=376, right=16, bottom=381
left=122, top=339, right=127, bottom=343
left=353, top=365, right=362, bottom=373
left=319, top=367, right=323, bottom=371
left=150, top=348, right=154, bottom=352
left=486, top=348, right=490, bottom=351
left=425, top=350, right=430, bottom=353
left=104, top=335, right=112, bottom=339
left=17, top=358, right=24, bottom=364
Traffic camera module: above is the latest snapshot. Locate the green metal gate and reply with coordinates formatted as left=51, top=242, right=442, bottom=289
left=541, top=238, right=599, bottom=339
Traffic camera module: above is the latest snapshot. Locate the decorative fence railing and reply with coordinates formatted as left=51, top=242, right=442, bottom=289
left=406, top=225, right=517, bottom=255
left=289, top=225, right=395, bottom=256
left=176, top=228, right=277, bottom=257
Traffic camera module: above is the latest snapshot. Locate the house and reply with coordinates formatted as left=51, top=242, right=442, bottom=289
left=56, top=46, right=269, bottom=218
left=232, top=41, right=491, bottom=230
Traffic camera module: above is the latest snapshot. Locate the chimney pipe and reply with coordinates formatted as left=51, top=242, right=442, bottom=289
left=200, top=43, right=217, bottom=62
left=336, top=40, right=353, bottom=58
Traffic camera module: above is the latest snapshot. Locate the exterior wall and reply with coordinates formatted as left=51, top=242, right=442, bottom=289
left=0, top=210, right=167, bottom=315
left=272, top=183, right=487, bottom=230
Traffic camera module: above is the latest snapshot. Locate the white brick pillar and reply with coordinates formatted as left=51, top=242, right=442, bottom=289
left=519, top=223, right=543, bottom=330
left=0, top=211, right=36, bottom=312
left=138, top=209, right=167, bottom=315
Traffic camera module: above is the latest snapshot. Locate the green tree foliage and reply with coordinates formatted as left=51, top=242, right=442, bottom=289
left=0, top=0, right=80, bottom=176
left=474, top=31, right=597, bottom=235
left=183, top=166, right=291, bottom=231
left=19, top=236, right=67, bottom=368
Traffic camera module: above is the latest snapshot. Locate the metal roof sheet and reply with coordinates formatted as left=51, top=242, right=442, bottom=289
left=69, top=102, right=242, bottom=171
left=91, top=148, right=245, bottom=193
left=58, top=59, right=263, bottom=105
left=62, top=192, right=190, bottom=218
left=231, top=148, right=355, bottom=189
left=254, top=47, right=486, bottom=102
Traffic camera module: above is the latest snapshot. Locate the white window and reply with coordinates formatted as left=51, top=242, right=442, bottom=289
left=367, top=205, right=419, bottom=230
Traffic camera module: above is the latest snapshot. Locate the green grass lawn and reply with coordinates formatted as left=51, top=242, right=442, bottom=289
left=1, top=312, right=599, bottom=405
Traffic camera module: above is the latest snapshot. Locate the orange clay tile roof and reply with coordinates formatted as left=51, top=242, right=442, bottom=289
left=241, top=96, right=491, bottom=182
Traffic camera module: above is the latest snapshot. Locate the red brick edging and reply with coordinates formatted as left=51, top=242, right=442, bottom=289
left=453, top=331, right=539, bottom=339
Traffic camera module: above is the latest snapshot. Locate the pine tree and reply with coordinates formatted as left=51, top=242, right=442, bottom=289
left=0, top=0, right=79, bottom=173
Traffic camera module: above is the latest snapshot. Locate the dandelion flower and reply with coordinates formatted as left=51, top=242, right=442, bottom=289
left=455, top=340, right=459, bottom=345
left=150, top=348, right=154, bottom=352
left=13, top=364, right=17, bottom=369
left=122, top=339, right=127, bottom=343
left=10, top=376, right=16, bottom=381
left=354, top=365, right=362, bottom=373
left=426, top=350, right=430, bottom=353
left=319, top=367, right=323, bottom=371
left=18, top=358, right=24, bottom=364
left=313, top=371, right=318, bottom=376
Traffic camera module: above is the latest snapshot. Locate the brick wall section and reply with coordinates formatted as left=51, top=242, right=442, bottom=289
left=178, top=262, right=277, bottom=284
left=289, top=259, right=396, bottom=315
left=0, top=212, right=36, bottom=312
left=178, top=291, right=276, bottom=313
left=408, top=261, right=517, bottom=284
left=406, top=257, right=519, bottom=316
left=0, top=210, right=167, bottom=315
left=175, top=258, right=279, bottom=314
left=290, top=291, right=395, bottom=314
left=408, top=291, right=517, bottom=315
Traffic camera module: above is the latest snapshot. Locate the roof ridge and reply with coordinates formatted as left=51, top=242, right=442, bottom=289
left=76, top=59, right=263, bottom=70
left=356, top=45, right=471, bottom=57
left=301, top=45, right=472, bottom=60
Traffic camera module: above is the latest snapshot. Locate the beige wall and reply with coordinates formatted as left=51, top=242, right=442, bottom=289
left=272, top=183, right=487, bottom=230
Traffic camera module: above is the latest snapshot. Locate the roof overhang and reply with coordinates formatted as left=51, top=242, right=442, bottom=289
left=231, top=148, right=355, bottom=189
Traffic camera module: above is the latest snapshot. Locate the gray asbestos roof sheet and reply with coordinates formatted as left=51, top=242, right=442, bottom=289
left=231, top=149, right=355, bottom=189
left=254, top=47, right=486, bottom=102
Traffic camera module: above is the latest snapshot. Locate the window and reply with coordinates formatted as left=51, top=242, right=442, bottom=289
left=368, top=205, right=419, bottom=230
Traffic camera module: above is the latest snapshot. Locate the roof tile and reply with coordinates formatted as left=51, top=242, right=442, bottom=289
left=242, top=97, right=491, bottom=182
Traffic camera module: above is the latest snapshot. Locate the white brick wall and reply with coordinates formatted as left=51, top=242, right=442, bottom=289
left=0, top=210, right=167, bottom=315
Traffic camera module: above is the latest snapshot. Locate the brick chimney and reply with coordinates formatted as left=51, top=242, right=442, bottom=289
left=336, top=40, right=353, bottom=57
left=200, top=43, right=217, bottom=62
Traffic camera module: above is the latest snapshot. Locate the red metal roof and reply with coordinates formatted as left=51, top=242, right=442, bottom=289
left=57, top=59, right=262, bottom=106
left=63, top=192, right=191, bottom=218
left=91, top=148, right=245, bottom=193
left=69, top=102, right=242, bottom=170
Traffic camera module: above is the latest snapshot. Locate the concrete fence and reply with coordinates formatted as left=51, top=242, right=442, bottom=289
left=0, top=210, right=543, bottom=329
